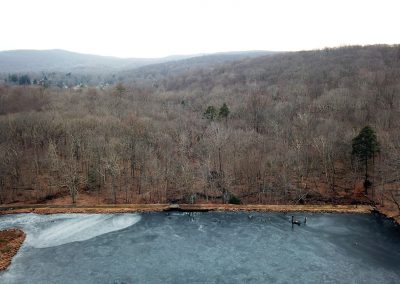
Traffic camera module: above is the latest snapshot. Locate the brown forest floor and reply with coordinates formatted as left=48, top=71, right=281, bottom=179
left=0, top=229, right=26, bottom=271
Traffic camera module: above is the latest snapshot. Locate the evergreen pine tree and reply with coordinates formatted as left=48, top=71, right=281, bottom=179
left=219, top=103, right=230, bottom=122
left=352, top=126, right=380, bottom=194
left=203, top=106, right=217, bottom=120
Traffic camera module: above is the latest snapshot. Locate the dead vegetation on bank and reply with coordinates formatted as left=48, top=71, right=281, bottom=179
left=375, top=205, right=400, bottom=226
left=0, top=203, right=373, bottom=215
left=0, top=228, right=25, bottom=271
left=178, top=204, right=373, bottom=213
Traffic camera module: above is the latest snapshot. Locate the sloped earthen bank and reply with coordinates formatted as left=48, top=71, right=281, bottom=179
left=0, top=229, right=25, bottom=271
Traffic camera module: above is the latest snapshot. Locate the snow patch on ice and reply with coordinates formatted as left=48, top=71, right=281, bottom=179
left=0, top=213, right=141, bottom=248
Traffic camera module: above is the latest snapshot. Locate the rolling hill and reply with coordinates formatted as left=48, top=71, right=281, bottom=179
left=0, top=49, right=198, bottom=73
left=0, top=49, right=276, bottom=76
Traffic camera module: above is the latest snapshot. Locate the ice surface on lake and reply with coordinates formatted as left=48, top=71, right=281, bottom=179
left=0, top=213, right=141, bottom=248
left=1, top=212, right=400, bottom=284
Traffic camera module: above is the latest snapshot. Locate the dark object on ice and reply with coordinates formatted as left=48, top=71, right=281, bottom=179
left=291, top=216, right=301, bottom=226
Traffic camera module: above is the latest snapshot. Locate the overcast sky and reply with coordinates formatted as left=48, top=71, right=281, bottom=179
left=1, top=0, right=399, bottom=58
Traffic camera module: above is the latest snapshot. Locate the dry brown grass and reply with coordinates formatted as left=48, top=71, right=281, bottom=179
left=0, top=203, right=373, bottom=215
left=179, top=204, right=373, bottom=213
left=0, top=229, right=26, bottom=271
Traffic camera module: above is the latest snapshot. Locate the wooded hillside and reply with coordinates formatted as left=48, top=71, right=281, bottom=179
left=0, top=45, right=399, bottom=212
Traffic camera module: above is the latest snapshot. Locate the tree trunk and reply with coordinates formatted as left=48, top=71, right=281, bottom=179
left=364, top=157, right=368, bottom=195
left=112, top=176, right=117, bottom=204
left=218, top=147, right=222, bottom=174
left=71, top=186, right=76, bottom=204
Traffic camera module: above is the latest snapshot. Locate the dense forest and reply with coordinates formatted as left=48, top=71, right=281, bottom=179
left=0, top=45, right=399, bottom=213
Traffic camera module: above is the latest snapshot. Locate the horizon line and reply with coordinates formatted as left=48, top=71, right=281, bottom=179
left=1, top=43, right=399, bottom=59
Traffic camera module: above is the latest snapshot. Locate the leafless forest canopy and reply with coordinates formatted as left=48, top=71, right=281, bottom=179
left=0, top=45, right=400, bottom=210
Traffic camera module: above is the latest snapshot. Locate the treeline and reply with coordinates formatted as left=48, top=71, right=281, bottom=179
left=1, top=72, right=115, bottom=89
left=0, top=45, right=399, bottom=210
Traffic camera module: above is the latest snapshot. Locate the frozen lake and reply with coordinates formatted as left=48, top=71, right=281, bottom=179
left=0, top=212, right=399, bottom=283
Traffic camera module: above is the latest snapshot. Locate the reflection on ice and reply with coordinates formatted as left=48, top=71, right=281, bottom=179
left=0, top=213, right=141, bottom=248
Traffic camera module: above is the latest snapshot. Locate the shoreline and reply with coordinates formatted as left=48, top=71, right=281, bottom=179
left=0, top=203, right=373, bottom=215
left=373, top=206, right=400, bottom=227
left=0, top=229, right=26, bottom=271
